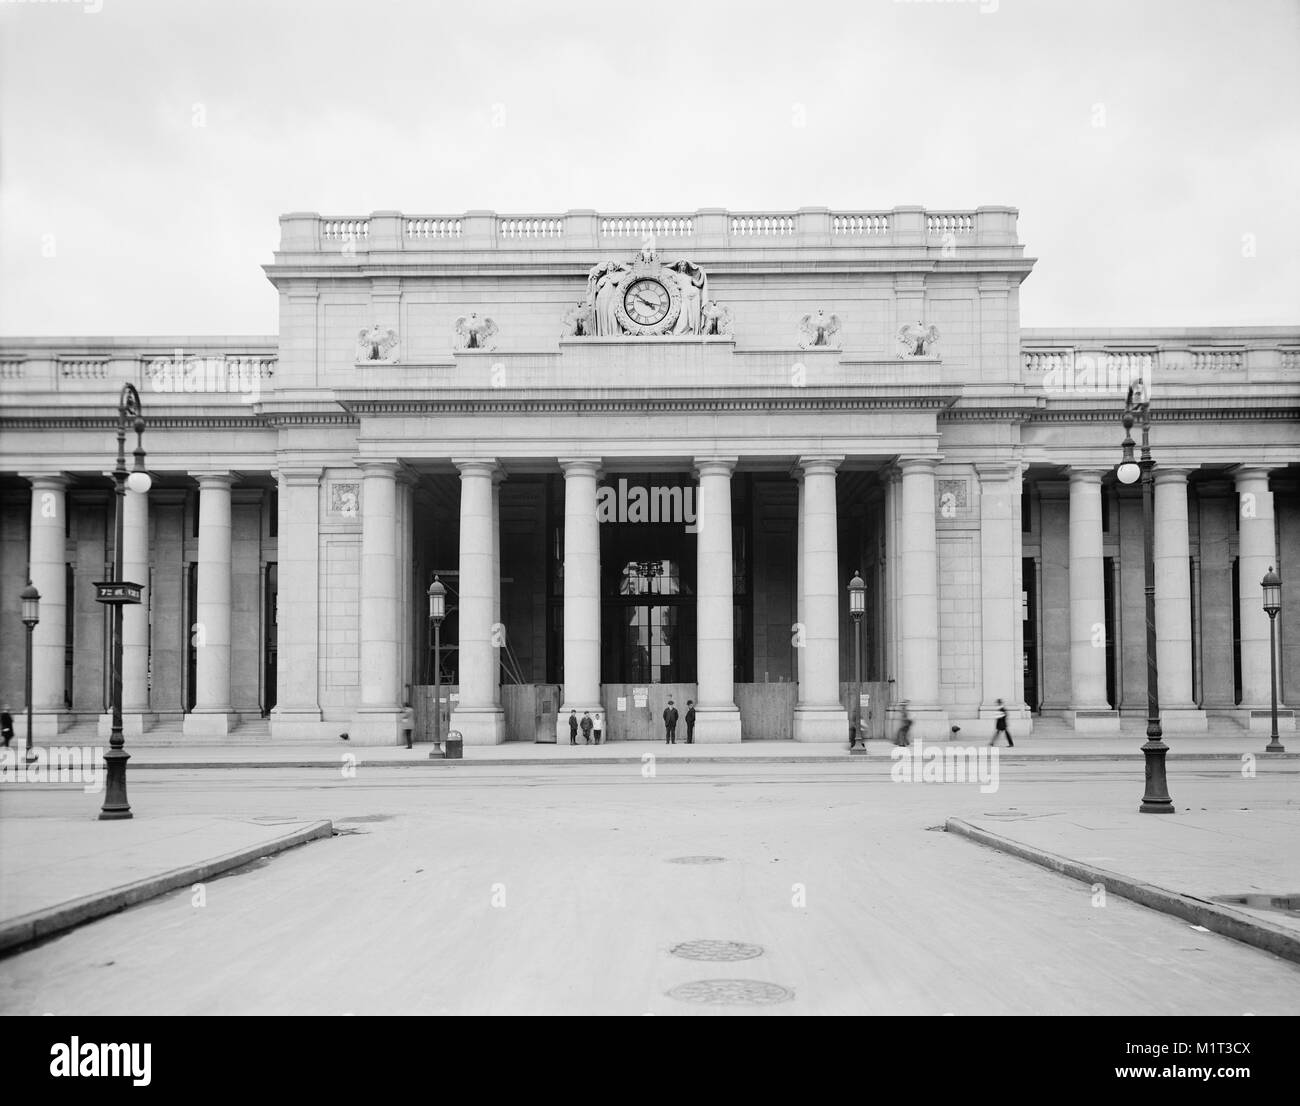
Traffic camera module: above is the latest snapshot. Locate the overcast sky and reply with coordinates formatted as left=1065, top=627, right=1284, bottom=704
left=1, top=0, right=1297, bottom=336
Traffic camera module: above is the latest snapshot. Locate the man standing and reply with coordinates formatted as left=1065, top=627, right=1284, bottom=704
left=685, top=700, right=696, bottom=744
left=580, top=711, right=594, bottom=744
left=663, top=699, right=679, bottom=744
left=568, top=709, right=579, bottom=746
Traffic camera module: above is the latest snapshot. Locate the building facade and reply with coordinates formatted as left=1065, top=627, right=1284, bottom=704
left=1, top=206, right=1297, bottom=744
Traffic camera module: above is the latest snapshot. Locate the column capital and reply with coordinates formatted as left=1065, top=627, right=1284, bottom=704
left=1067, top=467, right=1107, bottom=486
left=797, top=455, right=844, bottom=477
left=975, top=461, right=1024, bottom=483
left=274, top=467, right=322, bottom=487
left=557, top=458, right=603, bottom=478
left=190, top=471, right=238, bottom=488
left=898, top=455, right=943, bottom=477
left=22, top=472, right=72, bottom=490
left=356, top=460, right=401, bottom=478
left=452, top=458, right=500, bottom=478
left=1230, top=464, right=1274, bottom=487
left=1153, top=467, right=1194, bottom=487
left=693, top=456, right=738, bottom=479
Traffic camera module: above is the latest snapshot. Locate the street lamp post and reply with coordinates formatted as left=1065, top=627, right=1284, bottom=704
left=427, top=577, right=446, bottom=758
left=95, top=384, right=151, bottom=820
left=848, top=571, right=866, bottom=751
left=1116, top=380, right=1173, bottom=814
left=1261, top=566, right=1284, bottom=753
left=21, top=580, right=40, bottom=764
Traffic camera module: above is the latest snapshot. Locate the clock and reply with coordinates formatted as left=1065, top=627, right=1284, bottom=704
left=615, top=270, right=681, bottom=335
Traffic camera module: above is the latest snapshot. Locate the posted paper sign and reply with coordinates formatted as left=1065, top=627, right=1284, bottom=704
left=617, top=697, right=627, bottom=711
left=633, top=687, right=648, bottom=708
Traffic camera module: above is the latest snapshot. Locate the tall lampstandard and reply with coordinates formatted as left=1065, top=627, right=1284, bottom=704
left=427, top=576, right=446, bottom=758
left=1116, top=379, right=1173, bottom=813
left=94, top=384, right=151, bottom=820
left=1261, top=566, right=1284, bottom=753
left=848, top=571, right=866, bottom=751
left=21, top=580, right=40, bottom=764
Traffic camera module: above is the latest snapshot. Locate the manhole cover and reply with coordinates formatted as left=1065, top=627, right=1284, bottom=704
left=670, top=940, right=763, bottom=962
left=1212, top=893, right=1300, bottom=915
left=667, top=980, right=794, bottom=1005
left=666, top=856, right=727, bottom=865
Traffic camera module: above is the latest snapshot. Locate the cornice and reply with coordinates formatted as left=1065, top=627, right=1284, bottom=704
left=337, top=394, right=960, bottom=416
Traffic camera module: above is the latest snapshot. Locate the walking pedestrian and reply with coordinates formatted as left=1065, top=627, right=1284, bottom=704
left=990, top=698, right=1014, bottom=747
left=580, top=711, right=593, bottom=745
left=568, top=709, right=578, bottom=745
left=663, top=699, right=679, bottom=744
left=0, top=706, right=13, bottom=748
left=401, top=701, right=415, bottom=748
left=894, top=700, right=913, bottom=747
left=685, top=700, right=695, bottom=744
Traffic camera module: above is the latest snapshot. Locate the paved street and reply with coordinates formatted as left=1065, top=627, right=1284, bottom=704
left=2, top=759, right=1297, bottom=1015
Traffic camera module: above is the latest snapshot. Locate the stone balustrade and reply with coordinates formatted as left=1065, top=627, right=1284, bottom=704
left=277, top=206, right=1025, bottom=253
left=1021, top=331, right=1300, bottom=391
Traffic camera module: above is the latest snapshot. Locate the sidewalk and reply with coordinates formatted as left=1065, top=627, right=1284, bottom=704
left=947, top=808, right=1300, bottom=965
left=16, top=729, right=1295, bottom=769
left=0, top=815, right=331, bottom=954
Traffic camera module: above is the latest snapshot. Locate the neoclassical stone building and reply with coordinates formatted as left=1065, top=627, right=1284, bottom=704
left=1, top=206, right=1296, bottom=744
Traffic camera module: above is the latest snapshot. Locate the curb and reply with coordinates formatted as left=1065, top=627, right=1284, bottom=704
left=0, top=819, right=334, bottom=956
left=945, top=817, right=1300, bottom=966
left=111, top=750, right=1296, bottom=769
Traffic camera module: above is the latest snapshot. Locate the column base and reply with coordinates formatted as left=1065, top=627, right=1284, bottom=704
left=98, top=713, right=153, bottom=739
left=346, top=708, right=403, bottom=746
left=1154, top=707, right=1208, bottom=733
left=270, top=709, right=331, bottom=742
left=25, top=712, right=71, bottom=740
left=903, top=707, right=953, bottom=742
left=1065, top=709, right=1121, bottom=734
left=694, top=706, right=742, bottom=743
left=450, top=707, right=505, bottom=746
left=183, top=711, right=238, bottom=737
left=1245, top=708, right=1295, bottom=733
left=793, top=706, right=851, bottom=743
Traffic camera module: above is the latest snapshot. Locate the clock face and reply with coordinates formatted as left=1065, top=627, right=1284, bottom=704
left=623, top=279, right=671, bottom=327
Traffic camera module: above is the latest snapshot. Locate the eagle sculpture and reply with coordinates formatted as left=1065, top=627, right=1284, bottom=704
left=356, top=324, right=399, bottom=363
left=798, top=309, right=841, bottom=350
left=897, top=321, right=940, bottom=357
left=455, top=313, right=498, bottom=351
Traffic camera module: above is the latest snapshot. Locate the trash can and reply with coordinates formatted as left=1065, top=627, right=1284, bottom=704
left=443, top=730, right=463, bottom=759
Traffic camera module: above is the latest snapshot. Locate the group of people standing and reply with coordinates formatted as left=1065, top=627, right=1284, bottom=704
left=564, top=700, right=698, bottom=745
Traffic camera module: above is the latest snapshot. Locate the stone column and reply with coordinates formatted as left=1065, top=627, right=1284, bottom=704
left=695, top=458, right=742, bottom=742
left=557, top=459, right=602, bottom=740
left=24, top=474, right=70, bottom=737
left=99, top=484, right=151, bottom=737
left=897, top=457, right=949, bottom=738
left=977, top=463, right=1029, bottom=725
left=793, top=456, right=849, bottom=742
left=1154, top=469, right=1206, bottom=731
left=1066, top=468, right=1118, bottom=731
left=1194, top=481, right=1236, bottom=711
left=794, top=468, right=807, bottom=695
left=450, top=459, right=505, bottom=744
left=1234, top=466, right=1286, bottom=730
left=184, top=474, right=236, bottom=735
left=270, top=467, right=323, bottom=739
left=349, top=462, right=402, bottom=743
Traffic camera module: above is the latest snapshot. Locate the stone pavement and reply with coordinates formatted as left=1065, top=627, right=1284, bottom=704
left=0, top=814, right=331, bottom=954
left=26, top=728, right=1296, bottom=768
left=1, top=739, right=1295, bottom=970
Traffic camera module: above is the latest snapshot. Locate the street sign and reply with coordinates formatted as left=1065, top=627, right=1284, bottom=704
left=93, top=580, right=143, bottom=605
